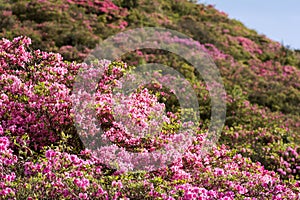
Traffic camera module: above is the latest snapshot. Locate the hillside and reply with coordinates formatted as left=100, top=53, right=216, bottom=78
left=0, top=0, right=299, bottom=199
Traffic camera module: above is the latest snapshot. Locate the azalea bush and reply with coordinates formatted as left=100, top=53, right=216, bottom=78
left=0, top=35, right=299, bottom=199
left=0, top=0, right=300, bottom=199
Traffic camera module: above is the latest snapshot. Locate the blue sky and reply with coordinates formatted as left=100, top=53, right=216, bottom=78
left=199, top=0, right=300, bottom=49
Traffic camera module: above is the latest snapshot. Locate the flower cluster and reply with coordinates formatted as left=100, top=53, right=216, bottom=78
left=0, top=36, right=81, bottom=151
left=0, top=136, right=17, bottom=198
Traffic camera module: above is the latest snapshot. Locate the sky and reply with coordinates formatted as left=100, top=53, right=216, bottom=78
left=199, top=0, right=300, bottom=49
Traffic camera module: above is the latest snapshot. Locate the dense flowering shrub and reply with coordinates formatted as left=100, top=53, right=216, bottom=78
left=0, top=36, right=81, bottom=151
left=0, top=136, right=17, bottom=198
left=1, top=133, right=300, bottom=199
left=0, top=0, right=300, bottom=198
left=0, top=36, right=299, bottom=199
